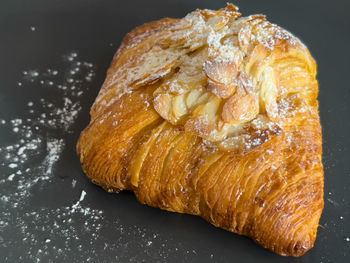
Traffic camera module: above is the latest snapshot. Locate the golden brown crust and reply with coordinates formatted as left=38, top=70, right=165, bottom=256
left=77, top=4, right=323, bottom=257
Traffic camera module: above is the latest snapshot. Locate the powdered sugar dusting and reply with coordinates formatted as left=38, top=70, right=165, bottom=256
left=0, top=51, right=103, bottom=262
left=43, top=139, right=65, bottom=176
left=100, top=6, right=309, bottom=153
left=0, top=50, right=210, bottom=262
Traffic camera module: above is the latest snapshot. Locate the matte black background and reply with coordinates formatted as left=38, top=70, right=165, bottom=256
left=1, top=0, right=349, bottom=262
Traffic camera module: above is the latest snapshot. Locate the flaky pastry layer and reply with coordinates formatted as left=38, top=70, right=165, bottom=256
left=77, top=4, right=324, bottom=256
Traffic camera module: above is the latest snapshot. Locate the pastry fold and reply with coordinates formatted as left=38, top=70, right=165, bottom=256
left=77, top=4, right=324, bottom=256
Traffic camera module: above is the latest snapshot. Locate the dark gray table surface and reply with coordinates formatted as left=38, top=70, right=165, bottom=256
left=0, top=0, right=349, bottom=262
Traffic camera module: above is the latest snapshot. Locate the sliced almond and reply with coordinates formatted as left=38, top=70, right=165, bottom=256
left=222, top=93, right=258, bottom=123
left=153, top=93, right=172, bottom=122
left=236, top=71, right=254, bottom=94
left=171, top=94, right=188, bottom=120
left=206, top=79, right=236, bottom=99
left=203, top=59, right=239, bottom=98
left=198, top=3, right=240, bottom=20
left=203, top=59, right=238, bottom=85
left=207, top=16, right=230, bottom=31
left=186, top=89, right=204, bottom=108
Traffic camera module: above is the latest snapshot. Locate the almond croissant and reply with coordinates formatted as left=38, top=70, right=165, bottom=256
left=77, top=4, right=324, bottom=257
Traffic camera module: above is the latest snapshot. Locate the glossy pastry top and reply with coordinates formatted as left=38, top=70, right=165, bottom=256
left=92, top=4, right=318, bottom=152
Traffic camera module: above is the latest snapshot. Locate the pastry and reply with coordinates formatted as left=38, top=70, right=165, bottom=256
left=77, top=4, right=324, bottom=256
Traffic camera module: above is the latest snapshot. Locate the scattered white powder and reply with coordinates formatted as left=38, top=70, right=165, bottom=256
left=43, top=139, right=65, bottom=177
left=0, top=51, right=105, bottom=261
left=8, top=173, right=15, bottom=181
left=71, top=190, right=87, bottom=212
left=327, top=198, right=340, bottom=207
left=8, top=163, right=18, bottom=168
left=0, top=50, right=208, bottom=262
left=146, top=241, right=153, bottom=246
left=23, top=70, right=40, bottom=82
left=72, top=179, right=77, bottom=188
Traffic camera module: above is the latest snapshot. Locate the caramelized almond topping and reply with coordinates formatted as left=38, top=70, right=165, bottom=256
left=203, top=60, right=238, bottom=99
left=222, top=93, right=258, bottom=123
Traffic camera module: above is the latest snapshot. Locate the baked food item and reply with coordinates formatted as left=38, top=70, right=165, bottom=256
left=77, top=4, right=324, bottom=256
